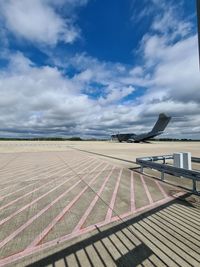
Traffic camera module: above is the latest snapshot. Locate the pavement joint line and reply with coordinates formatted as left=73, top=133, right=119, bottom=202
left=0, top=154, right=91, bottom=185
left=0, top=158, right=97, bottom=226
left=71, top=147, right=136, bottom=165
left=73, top=165, right=115, bottom=232
left=0, top=160, right=103, bottom=249
left=0, top=162, right=38, bottom=175
left=105, top=169, right=123, bottom=222
left=1, top=158, right=64, bottom=181
left=130, top=171, right=136, bottom=212
left=140, top=174, right=154, bottom=204
left=2, top=156, right=91, bottom=192
left=0, top=157, right=62, bottom=174
left=0, top=180, right=40, bottom=202
left=0, top=147, right=195, bottom=266
left=0, top=191, right=186, bottom=267
left=155, top=180, right=168, bottom=198
left=0, top=157, right=92, bottom=208
left=0, top=162, right=65, bottom=187
left=27, top=162, right=108, bottom=248
left=0, top=154, right=20, bottom=172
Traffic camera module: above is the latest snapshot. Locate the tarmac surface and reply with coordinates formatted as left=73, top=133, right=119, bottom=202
left=0, top=141, right=200, bottom=267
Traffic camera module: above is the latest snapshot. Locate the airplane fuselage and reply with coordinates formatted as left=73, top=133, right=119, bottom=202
left=115, top=131, right=163, bottom=143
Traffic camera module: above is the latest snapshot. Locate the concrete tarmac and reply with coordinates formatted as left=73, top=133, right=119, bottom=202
left=0, top=141, right=199, bottom=267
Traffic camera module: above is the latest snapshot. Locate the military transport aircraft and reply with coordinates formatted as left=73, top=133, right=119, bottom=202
left=111, top=113, right=171, bottom=143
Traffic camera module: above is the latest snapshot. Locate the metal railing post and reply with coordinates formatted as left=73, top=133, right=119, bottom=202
left=193, top=180, right=197, bottom=192
left=140, top=165, right=143, bottom=173
left=161, top=171, right=165, bottom=181
left=136, top=155, right=200, bottom=194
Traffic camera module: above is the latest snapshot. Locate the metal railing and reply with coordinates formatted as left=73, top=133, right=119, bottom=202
left=192, top=157, right=200, bottom=163
left=136, top=155, right=200, bottom=193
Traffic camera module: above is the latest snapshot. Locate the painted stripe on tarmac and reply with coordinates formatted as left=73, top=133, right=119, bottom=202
left=27, top=162, right=108, bottom=248
left=140, top=174, right=153, bottom=204
left=105, top=169, right=123, bottom=222
left=130, top=171, right=136, bottom=212
left=0, top=161, right=103, bottom=250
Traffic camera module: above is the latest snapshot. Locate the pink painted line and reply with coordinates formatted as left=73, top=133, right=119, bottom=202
left=155, top=180, right=168, bottom=198
left=111, top=191, right=186, bottom=222
left=105, top=168, right=123, bottom=222
left=0, top=161, right=64, bottom=185
left=72, top=166, right=115, bottom=233
left=0, top=159, right=98, bottom=226
left=27, top=163, right=109, bottom=248
left=130, top=171, right=136, bottom=212
left=0, top=192, right=185, bottom=267
left=0, top=158, right=91, bottom=210
left=0, top=165, right=62, bottom=191
left=0, top=181, right=40, bottom=202
left=0, top=157, right=92, bottom=201
left=0, top=180, right=57, bottom=211
left=140, top=174, right=153, bottom=204
left=0, top=161, right=105, bottom=250
left=0, top=183, right=20, bottom=195
left=0, top=154, right=89, bottom=185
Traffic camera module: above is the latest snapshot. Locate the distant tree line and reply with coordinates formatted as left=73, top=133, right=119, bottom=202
left=0, top=137, right=83, bottom=141
left=0, top=137, right=108, bottom=141
left=153, top=138, right=200, bottom=142
left=0, top=137, right=199, bottom=141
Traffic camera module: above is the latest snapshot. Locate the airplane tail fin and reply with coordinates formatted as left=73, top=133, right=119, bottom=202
left=151, top=113, right=171, bottom=133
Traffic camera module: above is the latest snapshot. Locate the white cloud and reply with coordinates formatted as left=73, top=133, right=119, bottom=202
left=0, top=0, right=199, bottom=139
left=99, top=86, right=135, bottom=105
left=0, top=0, right=85, bottom=45
left=152, top=5, right=192, bottom=39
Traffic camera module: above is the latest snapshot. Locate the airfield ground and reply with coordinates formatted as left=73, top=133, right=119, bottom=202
left=0, top=141, right=200, bottom=267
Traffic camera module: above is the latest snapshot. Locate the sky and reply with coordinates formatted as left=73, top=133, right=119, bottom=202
left=0, top=0, right=199, bottom=139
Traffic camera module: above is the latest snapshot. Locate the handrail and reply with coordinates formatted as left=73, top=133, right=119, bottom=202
left=192, top=157, right=200, bottom=163
left=136, top=155, right=200, bottom=193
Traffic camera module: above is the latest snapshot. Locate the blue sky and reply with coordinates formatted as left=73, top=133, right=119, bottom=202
left=0, top=0, right=199, bottom=139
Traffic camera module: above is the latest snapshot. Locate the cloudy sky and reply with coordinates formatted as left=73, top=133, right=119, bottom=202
left=0, top=0, right=199, bottom=139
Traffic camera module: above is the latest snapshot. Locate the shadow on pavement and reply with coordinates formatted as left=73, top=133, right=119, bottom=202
left=26, top=192, right=200, bottom=267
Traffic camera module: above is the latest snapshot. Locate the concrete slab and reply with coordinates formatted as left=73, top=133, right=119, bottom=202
left=0, top=141, right=199, bottom=266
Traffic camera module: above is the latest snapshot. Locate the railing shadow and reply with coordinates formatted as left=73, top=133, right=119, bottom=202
left=25, top=192, right=199, bottom=267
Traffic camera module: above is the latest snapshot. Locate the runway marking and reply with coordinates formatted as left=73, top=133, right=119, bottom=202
left=0, top=159, right=97, bottom=226
left=0, top=180, right=57, bottom=211
left=0, top=154, right=19, bottom=172
left=0, top=154, right=90, bottom=185
left=0, top=161, right=64, bottom=185
left=155, top=181, right=168, bottom=198
left=27, top=163, right=108, bottom=248
left=0, top=192, right=185, bottom=267
left=105, top=169, right=123, bottom=222
left=0, top=156, right=90, bottom=200
left=0, top=161, right=104, bottom=250
left=72, top=165, right=114, bottom=233
left=140, top=174, right=153, bottom=204
left=0, top=182, right=37, bottom=201
left=130, top=171, right=136, bottom=212
left=0, top=157, right=92, bottom=209
left=0, top=149, right=187, bottom=267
